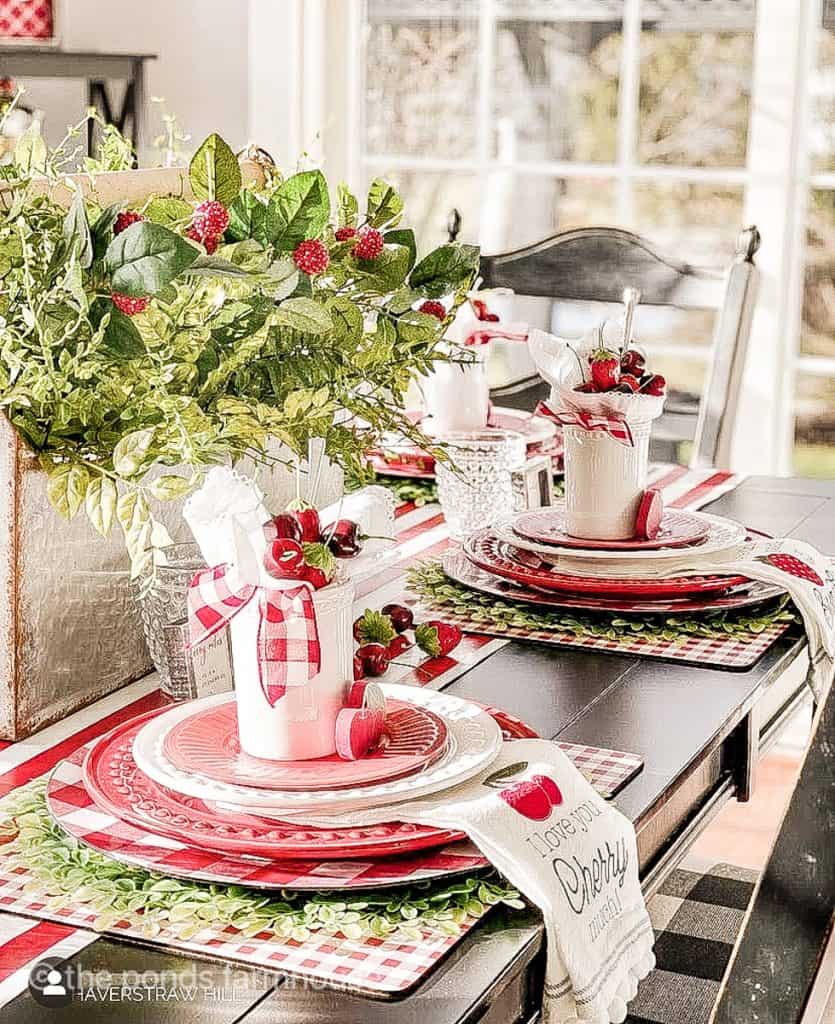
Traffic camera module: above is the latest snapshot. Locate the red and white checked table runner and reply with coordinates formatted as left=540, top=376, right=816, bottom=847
left=0, top=466, right=743, bottom=1003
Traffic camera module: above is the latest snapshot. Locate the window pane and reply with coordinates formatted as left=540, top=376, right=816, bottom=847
left=486, top=176, right=618, bottom=250
left=632, top=181, right=744, bottom=265
left=794, top=372, right=835, bottom=479
left=364, top=169, right=481, bottom=254
left=363, top=15, right=478, bottom=158
left=810, top=27, right=835, bottom=174
left=802, top=190, right=835, bottom=359
left=492, top=16, right=622, bottom=163
left=638, top=24, right=755, bottom=167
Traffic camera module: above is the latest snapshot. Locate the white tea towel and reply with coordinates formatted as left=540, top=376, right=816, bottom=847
left=271, top=739, right=655, bottom=1024
left=649, top=538, right=833, bottom=698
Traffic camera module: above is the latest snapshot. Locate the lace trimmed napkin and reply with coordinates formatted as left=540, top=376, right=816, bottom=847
left=273, top=738, right=655, bottom=1024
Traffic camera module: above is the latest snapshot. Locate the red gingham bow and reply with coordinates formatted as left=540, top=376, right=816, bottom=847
left=187, top=564, right=321, bottom=706
left=535, top=401, right=634, bottom=447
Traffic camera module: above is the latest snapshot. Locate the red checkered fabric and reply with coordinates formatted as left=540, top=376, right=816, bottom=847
left=187, top=564, right=320, bottom=705
left=0, top=1, right=52, bottom=39
left=535, top=400, right=633, bottom=447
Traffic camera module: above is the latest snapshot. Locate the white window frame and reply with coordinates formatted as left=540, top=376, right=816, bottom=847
left=249, top=0, right=834, bottom=477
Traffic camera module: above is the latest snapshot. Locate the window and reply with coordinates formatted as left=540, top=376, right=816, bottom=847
left=257, top=0, right=831, bottom=475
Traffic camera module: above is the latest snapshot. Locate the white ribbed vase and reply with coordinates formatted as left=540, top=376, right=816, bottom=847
left=564, top=420, right=653, bottom=540
left=230, top=578, right=355, bottom=761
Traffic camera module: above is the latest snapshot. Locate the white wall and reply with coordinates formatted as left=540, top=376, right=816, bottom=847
left=15, top=0, right=251, bottom=162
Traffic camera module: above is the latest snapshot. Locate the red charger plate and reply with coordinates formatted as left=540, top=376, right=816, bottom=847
left=463, top=529, right=750, bottom=599
left=79, top=706, right=535, bottom=862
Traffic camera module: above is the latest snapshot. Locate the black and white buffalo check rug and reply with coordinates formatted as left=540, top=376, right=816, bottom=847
left=625, top=861, right=757, bottom=1024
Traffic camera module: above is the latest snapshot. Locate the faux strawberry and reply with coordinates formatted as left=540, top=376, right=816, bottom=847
left=620, top=349, right=645, bottom=375
left=353, top=609, right=397, bottom=646
left=356, top=643, right=390, bottom=677
left=301, top=565, right=329, bottom=589
left=640, top=374, right=666, bottom=397
left=264, top=513, right=303, bottom=543
left=382, top=603, right=414, bottom=633
left=288, top=504, right=321, bottom=543
left=387, top=634, right=412, bottom=658
left=352, top=654, right=365, bottom=681
left=301, top=541, right=335, bottom=585
left=415, top=620, right=462, bottom=657
left=763, top=553, right=823, bottom=586
left=589, top=349, right=620, bottom=391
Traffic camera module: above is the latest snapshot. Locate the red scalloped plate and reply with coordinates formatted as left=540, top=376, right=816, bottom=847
left=463, top=529, right=750, bottom=598
left=513, top=506, right=709, bottom=551
left=442, top=549, right=785, bottom=614
left=162, top=698, right=448, bottom=791
left=80, top=707, right=533, bottom=861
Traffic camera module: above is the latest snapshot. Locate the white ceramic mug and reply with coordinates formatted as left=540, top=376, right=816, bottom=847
left=422, top=356, right=490, bottom=434
left=563, top=420, right=653, bottom=540
left=230, top=578, right=354, bottom=760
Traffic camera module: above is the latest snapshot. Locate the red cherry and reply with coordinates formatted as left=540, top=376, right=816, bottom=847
left=618, top=374, right=641, bottom=393
left=356, top=643, right=390, bottom=677
left=499, top=780, right=553, bottom=821
left=264, top=513, right=303, bottom=543
left=620, top=349, right=645, bottom=375
left=641, top=374, right=666, bottom=397
left=264, top=539, right=305, bottom=579
left=381, top=603, right=414, bottom=633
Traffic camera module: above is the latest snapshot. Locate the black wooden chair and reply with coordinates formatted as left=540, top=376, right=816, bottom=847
left=623, top=676, right=834, bottom=1024
left=449, top=217, right=760, bottom=470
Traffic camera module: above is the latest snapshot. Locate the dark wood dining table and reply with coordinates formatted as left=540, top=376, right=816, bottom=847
left=3, top=475, right=833, bottom=1024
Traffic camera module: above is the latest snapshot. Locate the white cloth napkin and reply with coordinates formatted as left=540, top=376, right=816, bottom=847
left=644, top=538, right=833, bottom=698
left=271, top=739, right=655, bottom=1024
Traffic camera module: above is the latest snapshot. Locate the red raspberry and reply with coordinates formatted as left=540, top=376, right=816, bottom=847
left=419, top=300, right=447, bottom=320
left=293, top=238, right=330, bottom=275
left=335, top=226, right=357, bottom=241
left=111, top=292, right=149, bottom=316
left=113, top=210, right=144, bottom=235
left=191, top=200, right=230, bottom=242
left=353, top=226, right=384, bottom=261
left=187, top=226, right=219, bottom=254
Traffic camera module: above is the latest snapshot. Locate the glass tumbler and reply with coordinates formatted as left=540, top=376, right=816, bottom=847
left=136, top=543, right=208, bottom=700
left=436, top=429, right=526, bottom=541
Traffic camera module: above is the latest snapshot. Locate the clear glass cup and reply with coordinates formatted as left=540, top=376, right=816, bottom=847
left=436, top=429, right=527, bottom=540
left=136, top=543, right=207, bottom=700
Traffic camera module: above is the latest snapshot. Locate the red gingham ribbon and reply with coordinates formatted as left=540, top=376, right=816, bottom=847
left=535, top=400, right=634, bottom=447
left=187, top=564, right=321, bottom=706
left=464, top=326, right=528, bottom=346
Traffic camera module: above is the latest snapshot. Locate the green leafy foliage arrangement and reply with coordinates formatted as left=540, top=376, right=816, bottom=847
left=0, top=781, right=524, bottom=943
left=0, top=120, right=480, bottom=575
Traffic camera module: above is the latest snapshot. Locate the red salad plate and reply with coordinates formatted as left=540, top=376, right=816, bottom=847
left=513, top=506, right=709, bottom=551
left=80, top=707, right=532, bottom=862
left=162, top=699, right=448, bottom=791
left=442, top=549, right=785, bottom=615
left=463, top=529, right=750, bottom=599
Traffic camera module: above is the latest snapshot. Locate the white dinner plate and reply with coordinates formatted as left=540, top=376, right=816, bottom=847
left=132, top=684, right=502, bottom=815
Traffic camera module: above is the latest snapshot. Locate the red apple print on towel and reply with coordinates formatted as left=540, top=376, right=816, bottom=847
left=763, top=553, right=823, bottom=586
left=484, top=762, right=563, bottom=821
